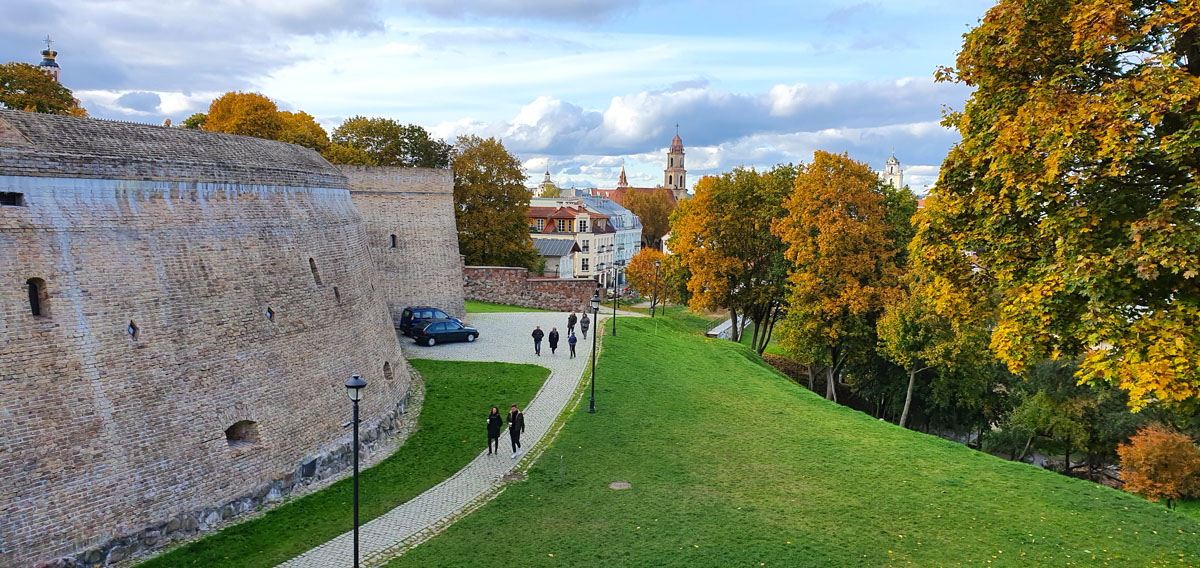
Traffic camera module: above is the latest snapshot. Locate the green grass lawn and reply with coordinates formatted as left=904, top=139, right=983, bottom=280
left=465, top=300, right=551, bottom=313
left=389, top=315, right=1200, bottom=567
left=139, top=360, right=549, bottom=568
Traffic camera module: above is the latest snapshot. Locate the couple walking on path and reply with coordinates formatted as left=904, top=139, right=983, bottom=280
left=532, top=312, right=590, bottom=358
left=486, top=404, right=525, bottom=458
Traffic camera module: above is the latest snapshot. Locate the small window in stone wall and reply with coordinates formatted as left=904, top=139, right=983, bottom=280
left=334, top=287, right=341, bottom=305
left=309, top=258, right=322, bottom=285
left=384, top=361, right=394, bottom=382
left=266, top=307, right=275, bottom=321
left=389, top=235, right=397, bottom=248
left=127, top=320, right=139, bottom=340
left=1, top=192, right=25, bottom=207
left=225, top=420, right=260, bottom=447
left=27, top=278, right=48, bottom=317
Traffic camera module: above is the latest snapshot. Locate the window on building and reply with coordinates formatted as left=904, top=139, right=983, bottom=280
left=537, top=219, right=545, bottom=231
left=582, top=240, right=589, bottom=253
left=266, top=307, right=275, bottom=321
left=27, top=278, right=47, bottom=317
left=0, top=192, right=25, bottom=207
left=582, top=258, right=589, bottom=272
left=309, top=258, right=321, bottom=285
left=669, top=174, right=673, bottom=185
left=389, top=235, right=397, bottom=248
left=128, top=320, right=139, bottom=340
left=578, top=220, right=588, bottom=233
left=225, top=420, right=260, bottom=448
left=384, top=361, right=394, bottom=382
left=556, top=219, right=566, bottom=232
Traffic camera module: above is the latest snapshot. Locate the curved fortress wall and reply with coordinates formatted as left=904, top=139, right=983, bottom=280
left=342, top=166, right=466, bottom=320
left=0, top=111, right=411, bottom=566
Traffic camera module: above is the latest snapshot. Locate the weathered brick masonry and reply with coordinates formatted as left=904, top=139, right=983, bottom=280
left=0, top=111, right=457, bottom=567
left=463, top=266, right=597, bottom=311
left=343, top=166, right=465, bottom=321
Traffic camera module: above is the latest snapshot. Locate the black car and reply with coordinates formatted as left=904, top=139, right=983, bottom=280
left=399, top=306, right=462, bottom=336
left=412, top=318, right=479, bottom=346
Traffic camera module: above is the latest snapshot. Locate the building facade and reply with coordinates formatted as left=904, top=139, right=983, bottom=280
left=883, top=152, right=903, bottom=189
left=527, top=198, right=615, bottom=281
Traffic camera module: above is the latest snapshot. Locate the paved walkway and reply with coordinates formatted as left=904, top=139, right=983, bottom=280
left=278, top=311, right=616, bottom=568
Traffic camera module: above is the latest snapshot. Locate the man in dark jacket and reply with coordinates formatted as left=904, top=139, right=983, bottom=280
left=548, top=327, right=560, bottom=355
left=580, top=313, right=590, bottom=339
left=567, top=312, right=578, bottom=335
left=508, top=404, right=525, bottom=458
left=568, top=331, right=578, bottom=358
left=532, top=326, right=544, bottom=356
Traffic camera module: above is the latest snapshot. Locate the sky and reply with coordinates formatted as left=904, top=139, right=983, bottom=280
left=1, top=0, right=997, bottom=193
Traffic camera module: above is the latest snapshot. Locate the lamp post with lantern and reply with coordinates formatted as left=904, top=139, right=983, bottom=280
left=651, top=259, right=662, bottom=317
left=589, top=292, right=600, bottom=413
left=344, top=374, right=367, bottom=568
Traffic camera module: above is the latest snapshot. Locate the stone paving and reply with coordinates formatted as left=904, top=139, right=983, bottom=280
left=278, top=311, right=631, bottom=568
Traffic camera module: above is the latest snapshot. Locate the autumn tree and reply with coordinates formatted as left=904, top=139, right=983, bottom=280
left=669, top=165, right=794, bottom=351
left=773, top=152, right=901, bottom=401
left=920, top=0, right=1200, bottom=411
left=330, top=116, right=451, bottom=168
left=1118, top=425, right=1200, bottom=508
left=180, top=112, right=207, bottom=129
left=203, top=91, right=284, bottom=139
left=278, top=110, right=329, bottom=151
left=625, top=248, right=668, bottom=311
left=452, top=135, right=538, bottom=269
left=622, top=187, right=673, bottom=250
left=0, top=62, right=79, bottom=114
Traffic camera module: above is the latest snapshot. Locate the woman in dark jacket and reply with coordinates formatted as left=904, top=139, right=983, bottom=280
left=507, top=404, right=525, bottom=458
left=548, top=327, right=560, bottom=355
left=486, top=406, right=502, bottom=455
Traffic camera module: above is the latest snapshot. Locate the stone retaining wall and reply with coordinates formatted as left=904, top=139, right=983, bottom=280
left=463, top=266, right=596, bottom=312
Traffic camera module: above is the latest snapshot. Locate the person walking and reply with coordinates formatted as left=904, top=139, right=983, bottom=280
left=580, top=313, right=590, bottom=339
left=486, top=406, right=502, bottom=455
left=507, top=403, right=525, bottom=458
left=567, top=312, right=578, bottom=335
left=568, top=331, right=577, bottom=358
left=532, top=326, right=545, bottom=356
left=548, top=327, right=560, bottom=355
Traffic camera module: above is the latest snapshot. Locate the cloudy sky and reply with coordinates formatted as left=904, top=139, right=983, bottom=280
left=2, top=0, right=994, bottom=192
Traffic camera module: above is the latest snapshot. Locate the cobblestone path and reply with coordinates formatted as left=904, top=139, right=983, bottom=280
left=278, top=311, right=618, bottom=567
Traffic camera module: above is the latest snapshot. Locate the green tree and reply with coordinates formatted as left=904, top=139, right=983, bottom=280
left=321, top=143, right=374, bottom=165
left=330, top=116, right=450, bottom=168
left=772, top=152, right=902, bottom=401
left=540, top=183, right=561, bottom=198
left=180, top=112, right=207, bottom=129
left=921, top=0, right=1200, bottom=411
left=451, top=135, right=538, bottom=268
left=203, top=91, right=284, bottom=139
left=622, top=188, right=674, bottom=250
left=0, top=62, right=77, bottom=114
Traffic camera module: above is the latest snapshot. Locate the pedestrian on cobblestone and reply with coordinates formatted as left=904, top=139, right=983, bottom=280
left=568, top=332, right=577, bottom=358
left=567, top=312, right=578, bottom=335
left=548, top=327, right=560, bottom=355
left=486, top=406, right=502, bottom=455
left=580, top=313, right=590, bottom=339
left=507, top=403, right=525, bottom=458
left=532, top=326, right=545, bottom=356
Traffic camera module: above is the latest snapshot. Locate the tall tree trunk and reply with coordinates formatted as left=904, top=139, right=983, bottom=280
left=825, top=365, right=837, bottom=402
left=899, top=368, right=918, bottom=429
left=729, top=309, right=740, bottom=342
left=762, top=304, right=778, bottom=354
left=750, top=308, right=762, bottom=351
left=805, top=364, right=814, bottom=391
left=1017, top=435, right=1033, bottom=462
left=1064, top=436, right=1071, bottom=472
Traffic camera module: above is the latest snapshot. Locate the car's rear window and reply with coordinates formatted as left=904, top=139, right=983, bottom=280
left=419, top=310, right=434, bottom=318
left=402, top=309, right=412, bottom=319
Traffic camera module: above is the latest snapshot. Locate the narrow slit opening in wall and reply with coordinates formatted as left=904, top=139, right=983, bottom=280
left=225, top=420, right=260, bottom=447
left=389, top=235, right=397, bottom=248
left=334, top=287, right=341, bottom=304
left=266, top=307, right=275, bottom=321
left=128, top=320, right=139, bottom=340
left=0, top=192, right=25, bottom=207
left=309, top=258, right=321, bottom=285
left=384, top=361, right=393, bottom=382
left=27, top=278, right=48, bottom=317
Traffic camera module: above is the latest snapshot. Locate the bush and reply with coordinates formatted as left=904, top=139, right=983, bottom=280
left=1117, top=425, right=1200, bottom=506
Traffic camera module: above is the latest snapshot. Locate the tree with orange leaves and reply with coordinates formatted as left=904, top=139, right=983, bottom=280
left=1118, top=425, right=1200, bottom=508
left=772, top=151, right=902, bottom=401
left=918, top=0, right=1200, bottom=411
left=625, top=248, right=667, bottom=312
left=203, top=91, right=284, bottom=140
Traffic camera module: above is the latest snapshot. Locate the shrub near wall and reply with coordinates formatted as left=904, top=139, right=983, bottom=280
left=463, top=266, right=595, bottom=311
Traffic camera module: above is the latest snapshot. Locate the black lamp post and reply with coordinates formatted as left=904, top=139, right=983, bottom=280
left=611, top=261, right=621, bottom=336
left=589, top=292, right=600, bottom=413
left=344, top=374, right=367, bottom=568
left=651, top=259, right=662, bottom=317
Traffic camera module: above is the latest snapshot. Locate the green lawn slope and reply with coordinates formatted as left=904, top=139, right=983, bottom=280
left=465, top=300, right=551, bottom=313
left=139, top=360, right=549, bottom=568
left=390, top=316, right=1200, bottom=567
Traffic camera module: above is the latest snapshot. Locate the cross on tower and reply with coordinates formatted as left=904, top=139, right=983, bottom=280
left=43, top=35, right=54, bottom=50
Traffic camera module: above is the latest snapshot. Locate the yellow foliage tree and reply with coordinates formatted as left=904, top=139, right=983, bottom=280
left=1117, top=425, right=1200, bottom=508
left=203, top=91, right=284, bottom=140
left=624, top=248, right=668, bottom=311
left=278, top=110, right=329, bottom=151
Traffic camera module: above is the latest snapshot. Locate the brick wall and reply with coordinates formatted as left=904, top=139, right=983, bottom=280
left=463, top=266, right=597, bottom=312
left=0, top=175, right=411, bottom=567
left=343, top=166, right=466, bottom=321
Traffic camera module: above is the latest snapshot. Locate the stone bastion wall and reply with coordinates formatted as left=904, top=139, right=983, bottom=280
left=0, top=111, right=421, bottom=567
left=463, top=266, right=597, bottom=312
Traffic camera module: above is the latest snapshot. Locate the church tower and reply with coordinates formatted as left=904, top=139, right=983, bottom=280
left=617, top=164, right=629, bottom=188
left=883, top=152, right=902, bottom=190
left=38, top=35, right=60, bottom=83
left=664, top=126, right=686, bottom=200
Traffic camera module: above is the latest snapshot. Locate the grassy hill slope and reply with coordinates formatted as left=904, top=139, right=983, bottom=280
left=390, top=315, right=1200, bottom=567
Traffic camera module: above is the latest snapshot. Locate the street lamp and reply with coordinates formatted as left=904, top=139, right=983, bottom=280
left=651, top=259, right=662, bottom=318
left=589, top=292, right=600, bottom=413
left=611, top=261, right=621, bottom=336
left=344, top=374, right=367, bottom=568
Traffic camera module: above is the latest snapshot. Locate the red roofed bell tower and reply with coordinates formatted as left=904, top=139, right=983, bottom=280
left=664, top=124, right=687, bottom=200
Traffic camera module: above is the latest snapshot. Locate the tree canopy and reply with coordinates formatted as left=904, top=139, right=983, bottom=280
left=625, top=248, right=668, bottom=306
left=0, top=62, right=81, bottom=115
left=918, top=0, right=1200, bottom=411
left=203, top=91, right=285, bottom=140
left=330, top=116, right=451, bottom=168
left=451, top=135, right=539, bottom=269
left=621, top=188, right=674, bottom=250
